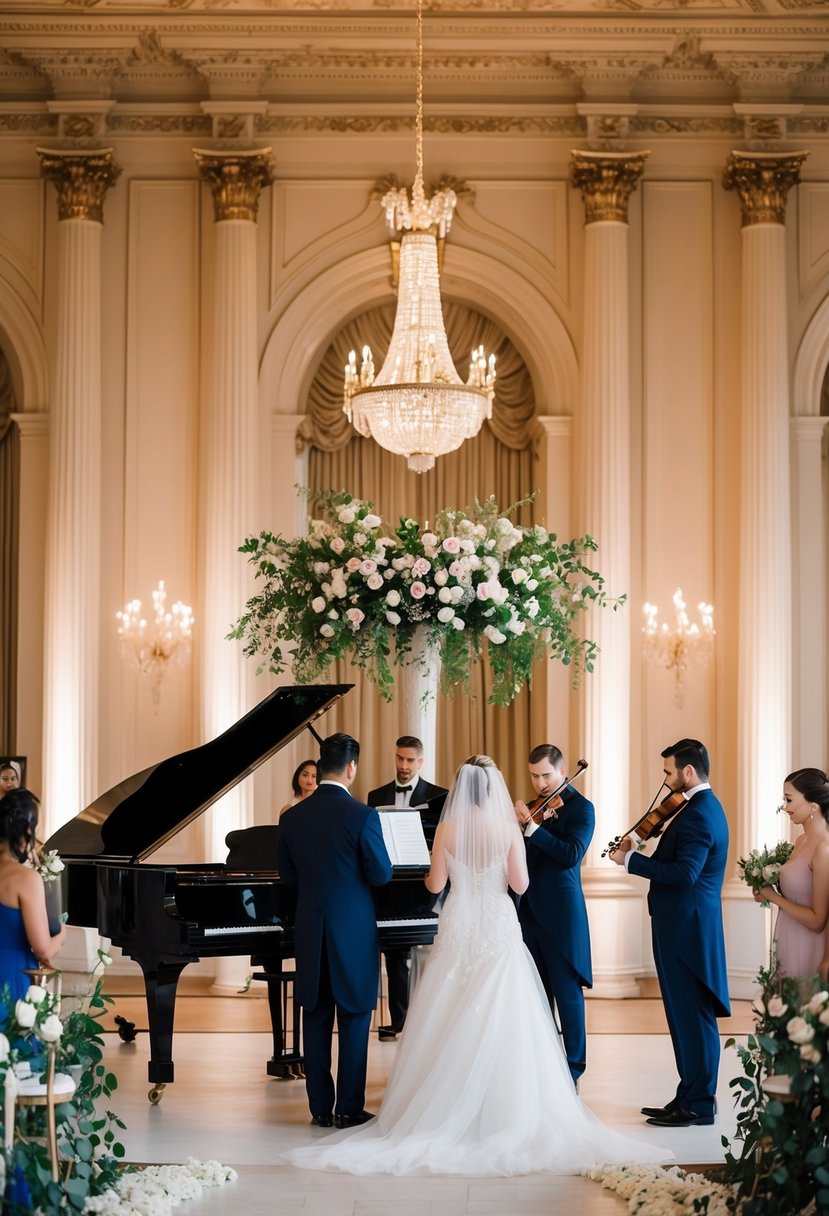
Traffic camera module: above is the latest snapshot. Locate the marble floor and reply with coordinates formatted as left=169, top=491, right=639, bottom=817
left=101, top=1027, right=745, bottom=1215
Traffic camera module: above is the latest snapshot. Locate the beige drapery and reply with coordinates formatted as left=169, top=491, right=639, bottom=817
left=0, top=350, right=19, bottom=755
left=303, top=302, right=549, bottom=799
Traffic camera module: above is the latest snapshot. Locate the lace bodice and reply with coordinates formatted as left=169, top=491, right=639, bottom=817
left=430, top=850, right=524, bottom=982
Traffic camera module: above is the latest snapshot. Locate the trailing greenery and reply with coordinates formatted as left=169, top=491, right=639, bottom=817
left=230, top=489, right=623, bottom=707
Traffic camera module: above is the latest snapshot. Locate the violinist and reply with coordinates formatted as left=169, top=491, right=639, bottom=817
left=514, top=744, right=594, bottom=1085
left=609, top=739, right=730, bottom=1129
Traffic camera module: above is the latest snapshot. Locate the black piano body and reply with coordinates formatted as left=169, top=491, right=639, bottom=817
left=45, top=684, right=442, bottom=1098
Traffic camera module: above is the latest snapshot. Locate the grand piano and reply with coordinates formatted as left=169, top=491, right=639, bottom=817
left=44, top=685, right=441, bottom=1102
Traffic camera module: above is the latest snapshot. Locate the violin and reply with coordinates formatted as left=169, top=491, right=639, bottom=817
left=525, top=759, right=588, bottom=826
left=601, top=784, right=686, bottom=858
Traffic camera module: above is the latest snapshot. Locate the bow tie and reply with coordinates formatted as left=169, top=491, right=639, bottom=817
left=395, top=785, right=412, bottom=793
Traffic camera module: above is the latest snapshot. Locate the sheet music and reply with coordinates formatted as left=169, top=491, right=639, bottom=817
left=376, top=808, right=431, bottom=867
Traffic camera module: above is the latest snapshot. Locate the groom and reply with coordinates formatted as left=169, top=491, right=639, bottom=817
left=514, top=743, right=594, bottom=1084
left=278, top=732, right=394, bottom=1128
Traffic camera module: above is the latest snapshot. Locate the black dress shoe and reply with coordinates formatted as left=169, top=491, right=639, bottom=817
left=645, top=1107, right=715, bottom=1127
left=641, top=1100, right=679, bottom=1118
left=378, top=1025, right=402, bottom=1041
left=310, top=1113, right=334, bottom=1127
left=335, top=1110, right=375, bottom=1129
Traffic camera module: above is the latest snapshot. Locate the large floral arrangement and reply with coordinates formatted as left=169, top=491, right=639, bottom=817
left=231, top=490, right=621, bottom=706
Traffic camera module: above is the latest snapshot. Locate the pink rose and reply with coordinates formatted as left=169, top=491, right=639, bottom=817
left=330, top=537, right=345, bottom=555
left=367, top=573, right=383, bottom=590
left=346, top=557, right=361, bottom=572
left=412, top=557, right=431, bottom=577
left=359, top=559, right=377, bottom=576
left=442, top=537, right=461, bottom=554
left=346, top=608, right=365, bottom=629
left=410, top=581, right=427, bottom=600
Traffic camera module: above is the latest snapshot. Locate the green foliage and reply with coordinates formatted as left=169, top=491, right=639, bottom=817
left=1, top=952, right=129, bottom=1214
left=230, top=489, right=623, bottom=707
left=722, top=966, right=829, bottom=1215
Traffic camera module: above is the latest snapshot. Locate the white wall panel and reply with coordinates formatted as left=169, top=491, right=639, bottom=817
left=641, top=180, right=715, bottom=743
left=798, top=183, right=829, bottom=301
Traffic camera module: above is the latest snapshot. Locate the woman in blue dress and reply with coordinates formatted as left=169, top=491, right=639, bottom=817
left=0, top=789, right=65, bottom=1212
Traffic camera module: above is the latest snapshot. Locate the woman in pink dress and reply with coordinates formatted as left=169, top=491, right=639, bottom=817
left=755, top=768, right=829, bottom=981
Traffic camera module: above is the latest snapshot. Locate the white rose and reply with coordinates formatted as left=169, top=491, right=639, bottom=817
left=437, top=606, right=455, bottom=623
left=433, top=568, right=448, bottom=586
left=26, top=985, right=47, bottom=1005
left=385, top=611, right=401, bottom=625
left=800, top=1043, right=822, bottom=1064
left=338, top=507, right=356, bottom=524
left=506, top=618, right=526, bottom=636
left=476, top=582, right=492, bottom=602
left=526, top=579, right=539, bottom=592
left=786, top=1015, right=815, bottom=1044
left=438, top=587, right=453, bottom=604
left=361, top=514, right=382, bottom=529
left=311, top=596, right=326, bottom=613
left=0, top=1033, right=10, bottom=1063
left=15, top=1000, right=36, bottom=1029
left=346, top=608, right=365, bottom=629
left=452, top=617, right=465, bottom=630
left=819, top=1008, right=829, bottom=1026
left=320, top=624, right=335, bottom=638
left=511, top=569, right=527, bottom=585
left=99, top=952, right=112, bottom=967
left=484, top=624, right=507, bottom=645
left=767, top=995, right=788, bottom=1018
left=386, top=590, right=401, bottom=607
left=39, top=1014, right=63, bottom=1043
left=762, top=865, right=778, bottom=881
left=327, top=609, right=339, bottom=620
left=367, top=573, right=384, bottom=590
left=807, top=991, right=829, bottom=1014
left=421, top=532, right=438, bottom=549
left=526, top=597, right=540, bottom=619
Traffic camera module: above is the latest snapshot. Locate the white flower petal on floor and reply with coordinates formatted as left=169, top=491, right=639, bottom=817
left=82, top=1159, right=237, bottom=1214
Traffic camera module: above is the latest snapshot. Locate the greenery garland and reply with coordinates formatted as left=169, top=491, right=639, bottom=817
left=231, top=490, right=622, bottom=707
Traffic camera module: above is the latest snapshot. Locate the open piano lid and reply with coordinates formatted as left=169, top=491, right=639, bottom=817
left=45, top=684, right=352, bottom=864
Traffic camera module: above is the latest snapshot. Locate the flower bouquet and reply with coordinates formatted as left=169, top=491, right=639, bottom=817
left=231, top=489, right=622, bottom=707
left=35, top=846, right=67, bottom=934
left=737, top=840, right=793, bottom=908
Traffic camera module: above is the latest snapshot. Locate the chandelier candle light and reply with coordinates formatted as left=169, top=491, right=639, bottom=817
left=641, top=587, right=715, bottom=708
left=342, top=0, right=495, bottom=473
left=116, top=580, right=194, bottom=706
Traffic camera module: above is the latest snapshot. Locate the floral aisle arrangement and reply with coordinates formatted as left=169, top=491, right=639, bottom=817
left=737, top=840, right=794, bottom=908
left=1, top=952, right=236, bottom=1215
left=722, top=966, right=829, bottom=1216
left=231, top=490, right=621, bottom=706
left=585, top=1162, right=736, bottom=1215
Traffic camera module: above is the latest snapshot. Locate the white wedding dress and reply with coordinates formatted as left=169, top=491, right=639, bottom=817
left=284, top=848, right=672, bottom=1176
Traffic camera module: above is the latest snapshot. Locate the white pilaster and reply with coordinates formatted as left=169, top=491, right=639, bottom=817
left=195, top=148, right=274, bottom=995
left=791, top=415, right=829, bottom=765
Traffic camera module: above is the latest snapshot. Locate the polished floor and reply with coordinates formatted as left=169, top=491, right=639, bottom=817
left=96, top=981, right=750, bottom=1215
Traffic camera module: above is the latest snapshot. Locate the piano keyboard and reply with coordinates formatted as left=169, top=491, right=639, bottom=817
left=377, top=916, right=440, bottom=929
left=203, top=924, right=284, bottom=937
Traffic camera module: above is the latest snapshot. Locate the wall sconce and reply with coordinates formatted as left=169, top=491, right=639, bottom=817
left=116, top=581, right=194, bottom=707
left=642, top=587, right=715, bottom=708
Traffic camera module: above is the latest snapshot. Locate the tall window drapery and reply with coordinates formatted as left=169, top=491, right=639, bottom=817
left=0, top=349, right=19, bottom=755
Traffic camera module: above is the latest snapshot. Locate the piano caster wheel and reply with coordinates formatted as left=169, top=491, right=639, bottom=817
left=148, top=1084, right=166, bottom=1104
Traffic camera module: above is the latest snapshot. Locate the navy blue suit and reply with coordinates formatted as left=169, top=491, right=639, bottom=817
left=518, top=786, right=594, bottom=1081
left=278, top=782, right=393, bottom=1119
left=627, top=787, right=730, bottom=1118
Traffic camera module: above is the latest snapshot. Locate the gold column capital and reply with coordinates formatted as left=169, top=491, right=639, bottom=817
left=36, top=148, right=121, bottom=223
left=569, top=149, right=649, bottom=224
left=723, top=149, right=809, bottom=227
left=192, top=148, right=275, bottom=222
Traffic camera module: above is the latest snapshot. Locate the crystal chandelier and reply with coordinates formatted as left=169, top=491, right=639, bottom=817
left=342, top=0, right=495, bottom=474
left=116, top=580, right=194, bottom=707
left=642, top=588, right=715, bottom=708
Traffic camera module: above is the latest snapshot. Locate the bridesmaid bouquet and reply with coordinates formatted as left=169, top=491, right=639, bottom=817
left=737, top=840, right=794, bottom=907
left=35, top=847, right=67, bottom=931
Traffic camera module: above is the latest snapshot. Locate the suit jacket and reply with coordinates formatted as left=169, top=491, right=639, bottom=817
left=519, top=786, right=594, bottom=987
left=627, top=786, right=730, bottom=1018
left=277, top=783, right=393, bottom=1013
left=367, top=777, right=447, bottom=809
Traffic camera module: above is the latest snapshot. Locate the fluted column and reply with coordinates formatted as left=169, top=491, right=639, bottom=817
left=723, top=150, right=808, bottom=859
left=570, top=150, right=648, bottom=997
left=194, top=149, right=274, bottom=990
left=37, top=149, right=120, bottom=832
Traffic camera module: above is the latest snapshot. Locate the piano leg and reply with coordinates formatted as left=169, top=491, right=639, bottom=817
left=137, top=958, right=190, bottom=1091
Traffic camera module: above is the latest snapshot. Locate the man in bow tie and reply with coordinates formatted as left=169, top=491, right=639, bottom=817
left=368, top=735, right=447, bottom=1040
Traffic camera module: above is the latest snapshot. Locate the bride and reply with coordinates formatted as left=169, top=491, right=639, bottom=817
left=284, top=755, right=671, bottom=1176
